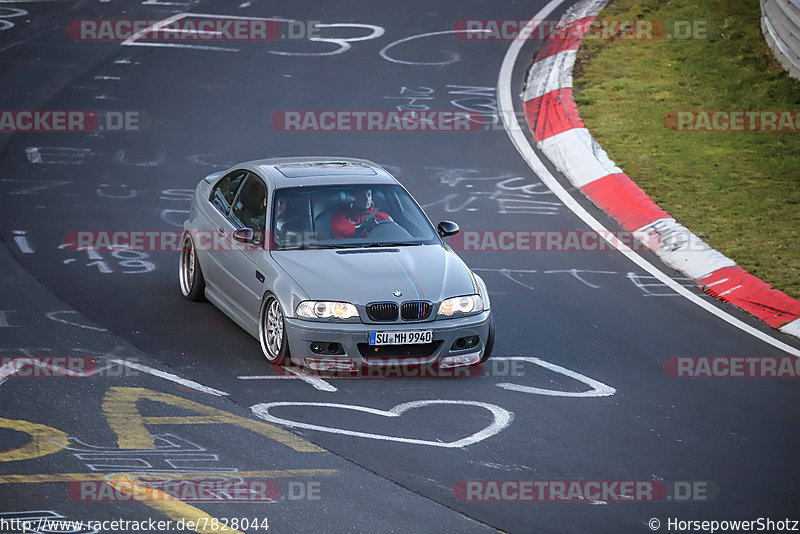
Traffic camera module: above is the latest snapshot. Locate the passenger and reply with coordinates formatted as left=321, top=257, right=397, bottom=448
left=274, top=196, right=307, bottom=244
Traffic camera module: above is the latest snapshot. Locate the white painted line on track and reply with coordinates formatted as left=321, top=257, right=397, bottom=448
left=45, top=311, right=108, bottom=332
left=0, top=358, right=33, bottom=387
left=284, top=367, right=337, bottom=392
left=251, top=400, right=512, bottom=448
left=495, top=357, right=615, bottom=397
left=12, top=230, right=33, bottom=253
left=238, top=369, right=337, bottom=392
left=497, top=1, right=800, bottom=357
left=379, top=29, right=491, bottom=65
left=238, top=375, right=294, bottom=379
left=110, top=359, right=229, bottom=396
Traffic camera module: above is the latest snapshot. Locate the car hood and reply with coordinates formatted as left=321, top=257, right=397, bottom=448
left=270, top=244, right=475, bottom=305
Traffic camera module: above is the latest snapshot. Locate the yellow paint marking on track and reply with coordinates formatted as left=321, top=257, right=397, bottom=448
left=102, top=387, right=322, bottom=452
left=0, top=469, right=339, bottom=484
left=0, top=417, right=68, bottom=461
left=106, top=473, right=244, bottom=534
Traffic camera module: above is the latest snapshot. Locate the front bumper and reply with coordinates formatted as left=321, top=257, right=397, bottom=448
left=284, top=310, right=491, bottom=368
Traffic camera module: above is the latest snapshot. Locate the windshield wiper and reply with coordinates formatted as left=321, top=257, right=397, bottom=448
left=279, top=242, right=370, bottom=250
left=360, top=242, right=423, bottom=248
left=278, top=243, right=339, bottom=250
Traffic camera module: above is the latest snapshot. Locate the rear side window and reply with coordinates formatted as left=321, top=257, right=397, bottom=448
left=211, top=170, right=247, bottom=215
left=230, top=174, right=267, bottom=231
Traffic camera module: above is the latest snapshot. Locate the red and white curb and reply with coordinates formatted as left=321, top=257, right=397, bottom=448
left=520, top=0, right=800, bottom=339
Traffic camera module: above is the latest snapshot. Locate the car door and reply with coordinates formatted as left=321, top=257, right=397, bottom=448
left=202, top=169, right=248, bottom=294
left=217, top=173, right=271, bottom=325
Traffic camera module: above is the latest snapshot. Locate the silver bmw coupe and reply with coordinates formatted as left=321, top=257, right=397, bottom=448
left=180, top=157, right=493, bottom=371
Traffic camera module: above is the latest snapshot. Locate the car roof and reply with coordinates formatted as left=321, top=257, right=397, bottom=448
left=232, top=157, right=399, bottom=189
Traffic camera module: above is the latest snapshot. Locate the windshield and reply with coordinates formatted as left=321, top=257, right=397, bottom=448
left=271, top=184, right=440, bottom=250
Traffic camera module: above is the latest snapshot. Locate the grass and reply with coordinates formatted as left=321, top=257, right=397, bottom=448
left=573, top=0, right=800, bottom=299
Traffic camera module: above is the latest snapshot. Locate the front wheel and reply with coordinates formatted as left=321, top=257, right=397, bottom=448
left=259, top=294, right=289, bottom=365
left=480, top=314, right=495, bottom=363
left=179, top=233, right=205, bottom=301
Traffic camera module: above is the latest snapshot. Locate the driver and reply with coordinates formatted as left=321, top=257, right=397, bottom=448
left=331, top=188, right=391, bottom=239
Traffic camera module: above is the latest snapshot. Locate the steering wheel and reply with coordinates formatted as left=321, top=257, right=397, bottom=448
left=355, top=211, right=392, bottom=237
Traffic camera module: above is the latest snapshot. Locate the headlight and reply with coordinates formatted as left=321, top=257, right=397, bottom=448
left=296, top=301, right=359, bottom=319
left=437, top=295, right=483, bottom=317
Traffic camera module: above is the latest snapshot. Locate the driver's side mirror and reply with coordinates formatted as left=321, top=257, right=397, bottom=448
left=437, top=220, right=459, bottom=238
left=233, top=228, right=260, bottom=245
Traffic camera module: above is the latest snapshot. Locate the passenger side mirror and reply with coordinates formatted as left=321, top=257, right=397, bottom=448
left=233, top=228, right=257, bottom=244
left=437, top=220, right=459, bottom=238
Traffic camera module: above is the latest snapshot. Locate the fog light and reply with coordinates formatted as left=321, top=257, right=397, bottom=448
left=451, top=336, right=479, bottom=351
left=310, top=342, right=343, bottom=355
left=439, top=352, right=481, bottom=368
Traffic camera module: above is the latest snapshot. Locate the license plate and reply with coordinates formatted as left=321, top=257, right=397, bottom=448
left=368, top=330, right=433, bottom=345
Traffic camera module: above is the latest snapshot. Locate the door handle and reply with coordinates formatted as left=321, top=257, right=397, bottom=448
left=217, top=228, right=225, bottom=235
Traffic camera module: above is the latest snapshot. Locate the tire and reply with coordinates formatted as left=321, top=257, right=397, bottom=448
left=259, top=294, right=290, bottom=365
left=480, top=313, right=495, bottom=363
left=179, top=233, right=206, bottom=301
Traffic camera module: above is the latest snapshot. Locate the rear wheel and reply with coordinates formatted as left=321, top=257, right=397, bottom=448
left=259, top=294, right=289, bottom=365
left=480, top=314, right=495, bottom=363
left=179, top=233, right=205, bottom=301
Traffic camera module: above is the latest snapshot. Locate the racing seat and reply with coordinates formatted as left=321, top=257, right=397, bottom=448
left=234, top=179, right=266, bottom=231
left=312, top=193, right=354, bottom=240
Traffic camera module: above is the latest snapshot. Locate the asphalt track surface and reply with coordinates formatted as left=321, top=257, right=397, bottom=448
left=1, top=1, right=799, bottom=533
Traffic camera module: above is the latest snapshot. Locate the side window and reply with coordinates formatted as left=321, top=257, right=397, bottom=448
left=211, top=170, right=247, bottom=215
left=230, top=174, right=267, bottom=232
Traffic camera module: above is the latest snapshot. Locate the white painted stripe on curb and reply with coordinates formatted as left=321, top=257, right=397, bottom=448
left=562, top=0, right=608, bottom=20
left=523, top=50, right=576, bottom=100
left=717, top=285, right=743, bottom=297
left=634, top=218, right=736, bottom=279
left=110, top=359, right=230, bottom=396
left=497, top=0, right=800, bottom=356
left=780, top=318, right=800, bottom=337
left=540, top=128, right=622, bottom=186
